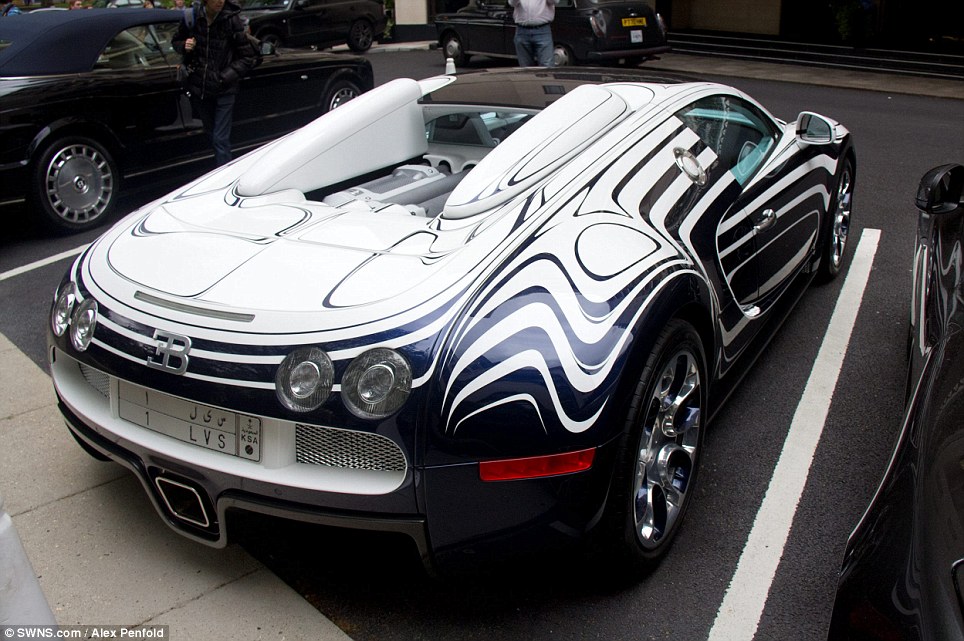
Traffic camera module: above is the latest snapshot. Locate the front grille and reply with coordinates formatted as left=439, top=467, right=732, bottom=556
left=79, top=362, right=110, bottom=398
left=296, top=424, right=407, bottom=472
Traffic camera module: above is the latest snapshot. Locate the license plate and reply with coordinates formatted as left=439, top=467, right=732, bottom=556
left=118, top=381, right=262, bottom=462
left=630, top=29, right=643, bottom=43
left=622, top=17, right=648, bottom=27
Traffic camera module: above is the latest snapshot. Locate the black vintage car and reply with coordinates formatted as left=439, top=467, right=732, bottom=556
left=0, top=9, right=373, bottom=234
left=240, top=0, right=387, bottom=51
left=827, top=164, right=964, bottom=640
left=434, top=0, right=669, bottom=67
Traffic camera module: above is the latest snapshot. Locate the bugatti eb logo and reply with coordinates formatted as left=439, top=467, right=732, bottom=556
left=146, top=330, right=192, bottom=375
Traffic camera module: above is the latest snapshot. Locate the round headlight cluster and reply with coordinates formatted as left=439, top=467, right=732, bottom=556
left=70, top=299, right=98, bottom=352
left=276, top=347, right=334, bottom=412
left=51, top=282, right=99, bottom=352
left=275, top=346, right=413, bottom=419
left=51, top=283, right=77, bottom=337
left=342, top=348, right=412, bottom=419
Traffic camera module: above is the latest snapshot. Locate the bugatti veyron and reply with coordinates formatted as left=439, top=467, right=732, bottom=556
left=48, top=67, right=855, bottom=574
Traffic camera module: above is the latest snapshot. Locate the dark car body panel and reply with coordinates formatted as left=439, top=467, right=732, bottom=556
left=0, top=9, right=373, bottom=213
left=827, top=164, right=964, bottom=640
left=434, top=0, right=669, bottom=64
left=241, top=0, right=387, bottom=49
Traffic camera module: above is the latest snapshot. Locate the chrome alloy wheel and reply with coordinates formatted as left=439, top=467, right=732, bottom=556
left=632, top=348, right=702, bottom=550
left=830, top=165, right=853, bottom=272
left=44, top=142, right=114, bottom=226
left=328, top=85, right=358, bottom=110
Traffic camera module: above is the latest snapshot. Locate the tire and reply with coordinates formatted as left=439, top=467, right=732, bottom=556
left=552, top=43, right=573, bottom=67
left=817, top=157, right=854, bottom=282
left=31, top=135, right=118, bottom=234
left=593, top=319, right=706, bottom=575
left=322, top=78, right=362, bottom=113
left=347, top=19, right=374, bottom=53
left=440, top=32, right=469, bottom=67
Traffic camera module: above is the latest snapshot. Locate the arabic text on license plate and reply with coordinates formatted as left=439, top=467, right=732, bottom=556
left=118, top=381, right=262, bottom=461
left=622, top=17, right=647, bottom=27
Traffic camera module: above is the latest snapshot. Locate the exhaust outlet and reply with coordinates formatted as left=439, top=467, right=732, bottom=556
left=155, top=476, right=211, bottom=528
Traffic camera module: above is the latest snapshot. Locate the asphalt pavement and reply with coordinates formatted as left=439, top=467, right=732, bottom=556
left=0, top=41, right=960, bottom=641
left=364, top=40, right=964, bottom=100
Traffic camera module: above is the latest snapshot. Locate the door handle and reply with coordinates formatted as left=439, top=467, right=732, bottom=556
left=753, top=208, right=776, bottom=232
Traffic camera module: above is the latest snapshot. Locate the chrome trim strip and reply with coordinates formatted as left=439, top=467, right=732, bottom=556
left=134, top=291, right=256, bottom=323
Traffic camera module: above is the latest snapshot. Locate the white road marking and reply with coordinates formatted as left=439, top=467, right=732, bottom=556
left=708, top=228, right=881, bottom=641
left=0, top=245, right=88, bottom=283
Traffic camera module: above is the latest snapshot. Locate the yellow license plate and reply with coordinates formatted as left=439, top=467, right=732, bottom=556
left=622, top=17, right=648, bottom=27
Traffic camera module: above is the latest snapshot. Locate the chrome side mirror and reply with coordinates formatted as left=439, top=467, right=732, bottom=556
left=795, top=112, right=835, bottom=145
left=916, top=164, right=964, bottom=215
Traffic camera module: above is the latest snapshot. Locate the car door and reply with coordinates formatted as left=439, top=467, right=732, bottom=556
left=460, top=0, right=515, bottom=57
left=722, top=102, right=825, bottom=312
left=90, top=22, right=208, bottom=168
left=668, top=94, right=784, bottom=369
left=232, top=56, right=332, bottom=147
left=672, top=95, right=779, bottom=309
left=286, top=0, right=328, bottom=45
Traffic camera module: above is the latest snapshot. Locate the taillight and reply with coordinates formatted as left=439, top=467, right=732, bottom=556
left=479, top=448, right=596, bottom=481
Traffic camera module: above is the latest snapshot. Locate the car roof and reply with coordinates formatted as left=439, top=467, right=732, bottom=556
left=0, top=8, right=180, bottom=76
left=420, top=67, right=692, bottom=110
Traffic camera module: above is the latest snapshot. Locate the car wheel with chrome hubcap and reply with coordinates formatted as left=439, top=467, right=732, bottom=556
left=593, top=319, right=706, bottom=575
left=31, top=136, right=118, bottom=234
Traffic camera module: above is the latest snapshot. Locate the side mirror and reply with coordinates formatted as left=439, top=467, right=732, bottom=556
left=294, top=0, right=308, bottom=9
left=916, top=164, right=964, bottom=215
left=795, top=112, right=835, bottom=145
left=260, top=41, right=276, bottom=56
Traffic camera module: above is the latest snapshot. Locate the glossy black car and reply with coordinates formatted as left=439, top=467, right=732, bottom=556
left=0, top=9, right=373, bottom=234
left=240, top=0, right=387, bottom=52
left=827, top=164, right=964, bottom=640
left=435, top=0, right=669, bottom=67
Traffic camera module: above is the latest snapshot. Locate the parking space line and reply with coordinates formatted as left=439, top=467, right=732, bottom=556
left=707, top=228, right=881, bottom=641
left=0, top=245, right=89, bottom=283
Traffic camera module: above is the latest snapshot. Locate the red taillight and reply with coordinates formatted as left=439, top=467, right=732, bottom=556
left=479, top=448, right=596, bottom=481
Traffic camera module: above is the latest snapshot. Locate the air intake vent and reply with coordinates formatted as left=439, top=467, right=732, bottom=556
left=296, top=425, right=406, bottom=472
left=79, top=363, right=110, bottom=398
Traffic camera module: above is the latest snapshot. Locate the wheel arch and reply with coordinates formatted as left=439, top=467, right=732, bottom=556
left=605, top=273, right=716, bottom=439
left=318, top=69, right=369, bottom=111
left=27, top=118, right=125, bottom=176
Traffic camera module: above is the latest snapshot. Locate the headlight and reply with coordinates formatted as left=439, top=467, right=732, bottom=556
left=342, top=348, right=412, bottom=419
left=276, top=347, right=334, bottom=412
left=51, top=282, right=77, bottom=337
left=69, top=298, right=98, bottom=352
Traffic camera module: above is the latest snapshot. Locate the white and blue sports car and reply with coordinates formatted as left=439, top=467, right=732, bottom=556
left=48, top=68, right=855, bottom=574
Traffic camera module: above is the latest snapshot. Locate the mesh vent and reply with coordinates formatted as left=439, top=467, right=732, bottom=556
left=296, top=425, right=406, bottom=472
left=79, top=363, right=110, bottom=398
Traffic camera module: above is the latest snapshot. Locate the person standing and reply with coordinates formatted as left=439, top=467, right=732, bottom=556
left=507, top=0, right=557, bottom=67
left=173, top=0, right=257, bottom=167
left=1, top=1, right=21, bottom=15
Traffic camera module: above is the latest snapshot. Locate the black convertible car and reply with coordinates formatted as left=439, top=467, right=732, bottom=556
left=0, top=9, right=373, bottom=234
left=827, top=164, right=964, bottom=640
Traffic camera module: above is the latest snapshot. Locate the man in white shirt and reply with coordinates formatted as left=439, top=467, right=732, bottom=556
left=507, top=0, right=557, bottom=67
